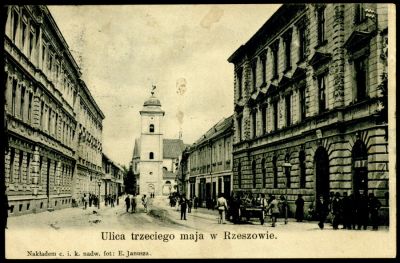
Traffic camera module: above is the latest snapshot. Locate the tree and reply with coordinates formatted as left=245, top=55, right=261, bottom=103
left=123, top=167, right=136, bottom=195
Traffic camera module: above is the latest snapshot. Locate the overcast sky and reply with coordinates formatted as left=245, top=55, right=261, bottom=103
left=48, top=4, right=281, bottom=166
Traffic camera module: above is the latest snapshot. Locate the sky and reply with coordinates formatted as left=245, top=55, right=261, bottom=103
left=48, top=4, right=281, bottom=166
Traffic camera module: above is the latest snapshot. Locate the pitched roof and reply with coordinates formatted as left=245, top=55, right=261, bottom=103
left=193, top=115, right=233, bottom=146
left=132, top=138, right=185, bottom=159
left=163, top=139, right=186, bottom=159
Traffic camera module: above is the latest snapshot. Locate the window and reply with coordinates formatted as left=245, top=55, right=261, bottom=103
left=40, top=102, right=44, bottom=127
left=284, top=31, right=292, bottom=70
left=237, top=68, right=243, bottom=99
left=354, top=57, right=368, bottom=102
left=12, top=10, right=18, bottom=43
left=355, top=3, right=366, bottom=24
left=261, top=54, right=267, bottom=84
left=238, top=162, right=242, bottom=189
left=21, top=17, right=27, bottom=49
left=252, top=160, right=257, bottom=189
left=18, top=151, right=23, bottom=183
left=149, top=152, right=154, bottom=159
left=299, top=86, right=306, bottom=121
left=237, top=116, right=243, bottom=141
left=272, top=43, right=279, bottom=79
left=285, top=94, right=291, bottom=127
left=251, top=60, right=257, bottom=91
left=318, top=73, right=327, bottom=113
left=299, top=150, right=306, bottom=188
left=9, top=148, right=15, bottom=183
left=272, top=156, right=278, bottom=188
left=26, top=153, right=31, bottom=183
left=273, top=100, right=278, bottom=131
left=252, top=111, right=257, bottom=138
left=12, top=79, right=17, bottom=116
left=261, top=158, right=266, bottom=188
left=285, top=153, right=291, bottom=188
left=54, top=161, right=58, bottom=185
left=28, top=93, right=32, bottom=123
left=48, top=108, right=51, bottom=132
left=317, top=7, right=326, bottom=45
left=261, top=106, right=267, bottom=134
left=149, top=124, right=154, bottom=133
left=298, top=25, right=307, bottom=62
left=20, top=86, right=25, bottom=120
left=29, top=29, right=35, bottom=56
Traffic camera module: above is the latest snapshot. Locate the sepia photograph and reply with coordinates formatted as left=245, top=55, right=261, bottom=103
left=2, top=3, right=396, bottom=259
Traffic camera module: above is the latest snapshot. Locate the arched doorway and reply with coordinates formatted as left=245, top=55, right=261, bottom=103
left=162, top=181, right=172, bottom=196
left=314, top=147, right=330, bottom=199
left=352, top=140, right=368, bottom=195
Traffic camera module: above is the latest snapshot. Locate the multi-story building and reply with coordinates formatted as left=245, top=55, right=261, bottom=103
left=228, top=4, right=389, bottom=219
left=184, top=115, right=233, bottom=206
left=4, top=6, right=105, bottom=215
left=101, top=154, right=124, bottom=201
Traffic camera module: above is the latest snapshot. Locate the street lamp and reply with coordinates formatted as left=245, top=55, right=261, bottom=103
left=282, top=162, right=292, bottom=224
left=97, top=180, right=101, bottom=209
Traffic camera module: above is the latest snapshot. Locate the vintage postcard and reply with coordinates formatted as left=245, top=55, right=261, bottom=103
left=3, top=3, right=396, bottom=259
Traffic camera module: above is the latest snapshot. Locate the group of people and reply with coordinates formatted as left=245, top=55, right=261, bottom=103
left=81, top=193, right=120, bottom=209
left=312, top=191, right=382, bottom=230
left=124, top=194, right=149, bottom=213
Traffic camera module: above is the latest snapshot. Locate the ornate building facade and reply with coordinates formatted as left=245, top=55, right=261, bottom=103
left=4, top=6, right=105, bottom=215
left=184, top=115, right=233, bottom=206
left=228, top=4, right=389, bottom=219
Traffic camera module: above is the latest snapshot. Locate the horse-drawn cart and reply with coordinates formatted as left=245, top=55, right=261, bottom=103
left=239, top=206, right=265, bottom=225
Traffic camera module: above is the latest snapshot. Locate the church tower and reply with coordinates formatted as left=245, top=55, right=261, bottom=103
left=139, top=88, right=165, bottom=196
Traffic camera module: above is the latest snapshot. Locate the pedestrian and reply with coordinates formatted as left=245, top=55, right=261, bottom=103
left=266, top=195, right=280, bottom=227
left=369, top=193, right=381, bottom=230
left=188, top=198, right=193, bottom=213
left=110, top=194, right=115, bottom=207
left=216, top=193, right=228, bottom=224
left=125, top=195, right=130, bottom=212
left=357, top=191, right=369, bottom=230
left=142, top=194, right=148, bottom=213
left=315, top=195, right=329, bottom=229
left=295, top=194, right=305, bottom=222
left=84, top=193, right=89, bottom=210
left=193, top=196, right=198, bottom=209
left=89, top=193, right=93, bottom=207
left=331, top=192, right=342, bottom=230
left=131, top=195, right=137, bottom=213
left=279, top=195, right=288, bottom=220
left=179, top=196, right=187, bottom=220
left=341, top=192, right=352, bottom=229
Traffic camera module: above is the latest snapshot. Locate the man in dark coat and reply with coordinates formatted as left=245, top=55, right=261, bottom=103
left=295, top=194, right=305, bottom=222
left=316, top=195, right=329, bottom=229
left=180, top=196, right=187, bottom=220
left=341, top=192, right=352, bottom=229
left=125, top=195, right=130, bottom=213
left=357, top=191, right=369, bottom=230
left=331, top=192, right=342, bottom=229
left=369, top=193, right=381, bottom=230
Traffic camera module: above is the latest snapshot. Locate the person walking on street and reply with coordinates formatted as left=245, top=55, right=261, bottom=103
left=217, top=193, right=228, bottom=224
left=295, top=194, right=305, bottom=222
left=315, top=195, right=329, bottom=229
left=84, top=193, right=89, bottom=210
left=193, top=196, right=198, bottom=209
left=331, top=192, right=342, bottom=229
left=180, top=196, right=188, bottom=220
left=188, top=198, right=193, bottom=213
left=142, top=194, right=148, bottom=213
left=131, top=195, right=137, bottom=213
left=125, top=195, right=130, bottom=213
left=369, top=193, right=381, bottom=230
left=266, top=195, right=280, bottom=227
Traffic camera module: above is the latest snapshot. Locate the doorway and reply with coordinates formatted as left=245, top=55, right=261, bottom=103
left=314, top=147, right=330, bottom=199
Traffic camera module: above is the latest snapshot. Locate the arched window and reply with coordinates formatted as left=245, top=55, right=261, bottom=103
left=273, top=156, right=278, bottom=188
left=149, top=124, right=154, bottom=133
left=261, top=158, right=266, bottom=188
left=299, top=150, right=306, bottom=188
left=252, top=160, right=257, bottom=188
left=149, top=152, right=154, bottom=159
